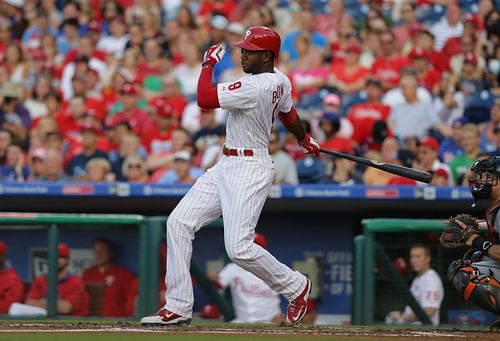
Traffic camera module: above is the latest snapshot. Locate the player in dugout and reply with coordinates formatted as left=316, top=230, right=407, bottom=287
left=140, top=26, right=320, bottom=327
left=440, top=156, right=500, bottom=331
left=0, top=240, right=23, bottom=314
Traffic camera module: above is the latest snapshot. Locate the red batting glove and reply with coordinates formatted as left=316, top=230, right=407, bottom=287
left=202, top=44, right=225, bottom=67
left=299, top=134, right=320, bottom=157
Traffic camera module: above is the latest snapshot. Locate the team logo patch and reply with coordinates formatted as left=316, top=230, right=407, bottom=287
left=244, top=30, right=251, bottom=40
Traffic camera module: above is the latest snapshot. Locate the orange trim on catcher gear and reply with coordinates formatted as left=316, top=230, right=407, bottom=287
left=464, top=281, right=477, bottom=300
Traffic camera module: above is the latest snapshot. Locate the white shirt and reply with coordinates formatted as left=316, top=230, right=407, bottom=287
left=382, top=87, right=432, bottom=108
left=403, top=269, right=444, bottom=325
left=431, top=19, right=463, bottom=52
left=173, top=64, right=202, bottom=98
left=217, top=68, right=293, bottom=149
left=218, top=263, right=281, bottom=323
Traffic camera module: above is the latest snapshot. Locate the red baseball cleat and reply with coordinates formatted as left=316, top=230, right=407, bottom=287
left=141, top=308, right=191, bottom=327
left=286, top=278, right=311, bottom=324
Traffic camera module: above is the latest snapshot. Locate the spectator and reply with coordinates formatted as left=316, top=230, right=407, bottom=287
left=136, top=38, right=171, bottom=81
left=24, top=74, right=52, bottom=121
left=57, top=18, right=81, bottom=56
left=430, top=168, right=450, bottom=186
left=458, top=53, right=485, bottom=98
left=38, top=148, right=71, bottom=182
left=193, top=108, right=225, bottom=160
left=328, top=43, right=368, bottom=95
left=281, top=9, right=327, bottom=62
left=315, top=93, right=353, bottom=139
left=315, top=0, right=352, bottom=45
left=3, top=45, right=28, bottom=85
left=363, top=137, right=399, bottom=185
left=147, top=127, right=192, bottom=175
left=66, top=124, right=108, bottom=178
left=121, top=154, right=149, bottom=183
left=0, top=128, right=12, bottom=165
left=320, top=153, right=363, bottom=185
left=143, top=98, right=176, bottom=155
left=393, top=3, right=419, bottom=46
left=319, top=112, right=354, bottom=154
left=207, top=233, right=283, bottom=323
left=432, top=71, right=464, bottom=133
left=388, top=73, right=444, bottom=141
left=0, top=240, right=23, bottom=314
left=172, top=42, right=202, bottom=102
left=382, top=70, right=433, bottom=108
left=347, top=78, right=391, bottom=149
left=156, top=150, right=203, bottom=185
left=0, top=81, right=31, bottom=146
left=82, top=238, right=136, bottom=317
left=109, top=132, right=146, bottom=180
left=386, top=244, right=444, bottom=325
left=1, top=143, right=29, bottom=182
left=449, top=123, right=483, bottom=184
left=28, top=147, right=47, bottom=181
left=430, top=3, right=463, bottom=52
left=450, top=35, right=485, bottom=78
left=414, top=137, right=452, bottom=183
left=370, top=31, right=410, bottom=90
left=408, top=48, right=440, bottom=92
left=439, top=118, right=465, bottom=164
left=96, top=16, right=128, bottom=59
left=25, top=243, right=89, bottom=316
left=269, top=130, right=298, bottom=185
left=82, top=157, right=113, bottom=182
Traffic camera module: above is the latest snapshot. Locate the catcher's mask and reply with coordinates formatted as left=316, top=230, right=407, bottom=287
left=469, top=156, right=500, bottom=203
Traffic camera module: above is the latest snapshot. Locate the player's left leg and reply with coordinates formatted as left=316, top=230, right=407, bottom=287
left=219, top=155, right=310, bottom=323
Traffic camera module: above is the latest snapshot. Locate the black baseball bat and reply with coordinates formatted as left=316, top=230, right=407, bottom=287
left=319, top=148, right=433, bottom=184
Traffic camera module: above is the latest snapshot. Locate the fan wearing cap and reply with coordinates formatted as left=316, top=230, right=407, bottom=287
left=0, top=240, right=23, bottom=314
left=207, top=233, right=283, bottom=323
left=450, top=35, right=485, bottom=78
left=442, top=14, right=480, bottom=61
left=430, top=2, right=463, bottom=51
left=108, top=82, right=154, bottom=144
left=328, top=43, right=369, bottom=94
left=346, top=78, right=391, bottom=149
left=458, top=52, right=484, bottom=96
left=415, top=136, right=452, bottom=183
left=25, top=243, right=89, bottom=316
left=156, top=150, right=203, bottom=185
left=143, top=98, right=177, bottom=154
left=408, top=48, right=440, bottom=92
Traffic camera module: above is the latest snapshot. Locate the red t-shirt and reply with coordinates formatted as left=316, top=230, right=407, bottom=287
left=331, top=63, right=369, bottom=90
left=82, top=265, right=136, bottom=317
left=109, top=109, right=154, bottom=143
left=0, top=268, right=24, bottom=314
left=347, top=103, right=391, bottom=146
left=149, top=96, right=188, bottom=122
left=418, top=68, right=441, bottom=92
left=371, top=55, right=410, bottom=88
left=143, top=128, right=173, bottom=154
left=26, top=274, right=89, bottom=316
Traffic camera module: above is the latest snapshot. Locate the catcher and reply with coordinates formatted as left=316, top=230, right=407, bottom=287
left=440, top=156, right=500, bottom=331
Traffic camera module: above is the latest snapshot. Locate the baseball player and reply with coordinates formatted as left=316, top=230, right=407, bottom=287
left=442, top=156, right=500, bottom=331
left=0, top=240, right=23, bottom=314
left=141, top=26, right=320, bottom=326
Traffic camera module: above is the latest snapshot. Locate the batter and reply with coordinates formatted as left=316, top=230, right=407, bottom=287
left=141, top=26, right=319, bottom=326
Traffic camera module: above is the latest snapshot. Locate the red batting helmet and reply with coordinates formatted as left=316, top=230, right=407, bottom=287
left=234, top=26, right=281, bottom=60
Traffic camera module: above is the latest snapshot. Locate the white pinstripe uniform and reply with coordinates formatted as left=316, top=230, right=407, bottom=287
left=164, top=68, right=308, bottom=317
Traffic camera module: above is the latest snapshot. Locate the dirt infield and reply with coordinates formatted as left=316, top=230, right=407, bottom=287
left=0, top=322, right=499, bottom=341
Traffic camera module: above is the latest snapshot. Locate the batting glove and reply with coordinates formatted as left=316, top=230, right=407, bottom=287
left=202, top=44, right=225, bottom=67
left=299, top=134, right=320, bottom=157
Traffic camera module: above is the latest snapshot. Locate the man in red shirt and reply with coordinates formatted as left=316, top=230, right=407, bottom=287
left=347, top=78, right=391, bottom=149
left=0, top=240, right=23, bottom=314
left=371, top=31, right=410, bottom=90
left=408, top=48, right=441, bottom=92
left=25, top=243, right=89, bottom=316
left=82, top=238, right=136, bottom=317
left=108, top=83, right=154, bottom=143
left=143, top=97, right=176, bottom=154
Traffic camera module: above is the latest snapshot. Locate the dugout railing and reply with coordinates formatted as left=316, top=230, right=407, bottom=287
left=0, top=213, right=233, bottom=321
left=353, top=218, right=488, bottom=326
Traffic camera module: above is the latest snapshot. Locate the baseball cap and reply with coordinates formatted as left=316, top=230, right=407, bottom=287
left=150, top=98, right=173, bottom=117
left=463, top=13, right=479, bottom=28
left=408, top=48, right=429, bottom=60
left=227, top=22, right=245, bottom=35
left=30, top=49, right=47, bottom=60
left=254, top=233, right=268, bottom=249
left=323, top=93, right=341, bottom=107
left=321, top=111, right=340, bottom=123
left=463, top=52, right=478, bottom=65
left=0, top=240, right=6, bottom=254
left=419, top=136, right=439, bottom=151
left=174, top=151, right=192, bottom=162
left=120, top=82, right=138, bottom=96
left=433, top=167, right=449, bottom=180
left=88, top=20, right=101, bottom=32
left=59, top=243, right=70, bottom=258
left=31, top=147, right=47, bottom=160
left=200, top=304, right=220, bottom=319
left=211, top=15, right=229, bottom=30
left=81, top=122, right=101, bottom=134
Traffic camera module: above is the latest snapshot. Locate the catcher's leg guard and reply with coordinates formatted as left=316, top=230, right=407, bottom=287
left=448, top=260, right=500, bottom=315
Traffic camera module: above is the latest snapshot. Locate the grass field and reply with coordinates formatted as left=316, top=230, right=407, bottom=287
left=0, top=320, right=497, bottom=341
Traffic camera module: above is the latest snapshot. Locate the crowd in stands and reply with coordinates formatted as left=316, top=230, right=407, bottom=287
left=1, top=0, right=500, bottom=186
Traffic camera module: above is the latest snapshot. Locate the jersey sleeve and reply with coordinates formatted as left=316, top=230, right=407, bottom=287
left=279, top=76, right=293, bottom=113
left=217, top=77, right=257, bottom=110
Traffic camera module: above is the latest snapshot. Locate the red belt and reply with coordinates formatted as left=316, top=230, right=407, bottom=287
left=223, top=146, right=254, bottom=157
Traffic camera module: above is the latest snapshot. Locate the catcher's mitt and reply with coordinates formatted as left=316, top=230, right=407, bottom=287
left=439, top=213, right=479, bottom=249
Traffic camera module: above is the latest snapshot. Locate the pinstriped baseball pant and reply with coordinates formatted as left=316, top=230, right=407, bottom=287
left=164, top=154, right=307, bottom=317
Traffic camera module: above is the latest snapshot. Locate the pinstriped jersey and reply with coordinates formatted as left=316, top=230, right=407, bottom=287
left=217, top=68, right=293, bottom=149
